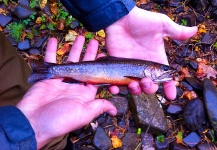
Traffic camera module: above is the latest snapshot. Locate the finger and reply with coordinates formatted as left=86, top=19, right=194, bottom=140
left=128, top=82, right=142, bottom=95
left=140, top=78, right=158, bottom=95
left=109, top=86, right=119, bottom=95
left=67, top=35, right=85, bottom=62
left=164, top=16, right=198, bottom=40
left=163, top=81, right=176, bottom=100
left=83, top=39, right=99, bottom=61
left=87, top=99, right=117, bottom=116
left=97, top=53, right=107, bottom=58
left=44, top=38, right=58, bottom=63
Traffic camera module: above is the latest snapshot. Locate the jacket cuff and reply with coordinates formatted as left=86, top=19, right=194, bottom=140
left=61, top=0, right=135, bottom=32
left=0, top=106, right=36, bottom=149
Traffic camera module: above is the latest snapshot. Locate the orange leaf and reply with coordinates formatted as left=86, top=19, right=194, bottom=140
left=196, top=63, right=217, bottom=79
left=57, top=43, right=70, bottom=55
left=183, top=91, right=197, bottom=100
left=51, top=2, right=58, bottom=15
left=57, top=18, right=65, bottom=30
left=111, top=135, right=122, bottom=148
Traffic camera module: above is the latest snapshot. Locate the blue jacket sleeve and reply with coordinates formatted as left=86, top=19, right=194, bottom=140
left=60, top=0, right=135, bottom=32
left=0, top=106, right=36, bottom=150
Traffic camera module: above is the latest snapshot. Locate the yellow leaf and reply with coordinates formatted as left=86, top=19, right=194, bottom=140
left=198, top=24, right=206, bottom=34
left=40, top=0, right=47, bottom=9
left=36, top=17, right=42, bottom=24
left=50, top=2, right=58, bottom=15
left=97, top=30, right=105, bottom=38
left=111, top=135, right=122, bottom=148
left=0, top=26, right=2, bottom=32
left=65, top=30, right=78, bottom=42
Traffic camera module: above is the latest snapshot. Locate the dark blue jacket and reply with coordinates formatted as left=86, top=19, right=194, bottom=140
left=0, top=0, right=135, bottom=148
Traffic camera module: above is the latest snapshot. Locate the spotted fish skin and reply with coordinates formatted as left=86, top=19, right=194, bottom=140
left=28, top=56, right=176, bottom=84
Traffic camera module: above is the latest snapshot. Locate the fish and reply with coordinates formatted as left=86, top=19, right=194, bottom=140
left=28, top=56, right=176, bottom=85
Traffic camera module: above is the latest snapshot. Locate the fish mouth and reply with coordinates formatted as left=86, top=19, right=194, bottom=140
left=153, top=69, right=177, bottom=83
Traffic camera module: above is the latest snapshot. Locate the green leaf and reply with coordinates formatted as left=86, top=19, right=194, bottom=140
left=85, top=32, right=94, bottom=40
left=40, top=24, right=47, bottom=30
left=137, top=128, right=142, bottom=135
left=157, top=135, right=165, bottom=143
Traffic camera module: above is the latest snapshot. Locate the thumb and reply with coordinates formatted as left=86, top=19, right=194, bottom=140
left=86, top=99, right=117, bottom=117
left=164, top=16, right=198, bottom=40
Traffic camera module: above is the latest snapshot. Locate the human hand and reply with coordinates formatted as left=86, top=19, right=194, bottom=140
left=16, top=36, right=117, bottom=149
left=105, top=6, right=198, bottom=100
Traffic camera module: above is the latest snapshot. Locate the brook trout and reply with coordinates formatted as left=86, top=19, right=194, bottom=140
left=28, top=56, right=176, bottom=85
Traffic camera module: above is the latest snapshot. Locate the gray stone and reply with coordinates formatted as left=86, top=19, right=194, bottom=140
left=141, top=133, right=155, bottom=150
left=184, top=77, right=203, bottom=92
left=93, top=126, right=111, bottom=150
left=183, top=98, right=206, bottom=131
left=130, top=93, right=168, bottom=135
left=201, top=34, right=214, bottom=44
left=155, top=136, right=169, bottom=149
left=188, top=60, right=198, bottom=71
left=6, top=34, right=17, bottom=46
left=34, top=36, right=48, bottom=48
left=203, top=79, right=217, bottom=134
left=210, top=0, right=217, bottom=6
left=166, top=104, right=182, bottom=114
left=18, top=39, right=30, bottom=50
left=109, top=96, right=128, bottom=116
left=197, top=142, right=217, bottom=150
left=183, top=132, right=201, bottom=148
left=19, top=0, right=29, bottom=6
left=169, top=142, right=188, bottom=149
left=121, top=132, right=140, bottom=149
left=29, top=48, right=41, bottom=55
left=118, top=86, right=129, bottom=95
left=14, top=5, right=35, bottom=19
left=0, top=14, right=12, bottom=27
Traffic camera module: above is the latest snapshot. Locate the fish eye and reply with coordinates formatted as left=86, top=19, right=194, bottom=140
left=162, top=65, right=169, bottom=71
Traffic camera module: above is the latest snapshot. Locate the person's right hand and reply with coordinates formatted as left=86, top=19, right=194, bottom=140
left=105, top=6, right=198, bottom=100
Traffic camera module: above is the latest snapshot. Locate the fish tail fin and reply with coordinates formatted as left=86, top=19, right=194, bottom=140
left=28, top=59, right=53, bottom=83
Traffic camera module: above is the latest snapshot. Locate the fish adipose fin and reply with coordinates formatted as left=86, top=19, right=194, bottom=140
left=28, top=59, right=53, bottom=83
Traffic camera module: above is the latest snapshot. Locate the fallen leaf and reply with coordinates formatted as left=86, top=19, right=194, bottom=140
left=176, top=131, right=183, bottom=144
left=36, top=17, right=42, bottom=24
left=57, top=43, right=70, bottom=55
left=65, top=30, right=78, bottom=42
left=0, top=8, right=6, bottom=15
left=57, top=18, right=65, bottom=30
left=97, top=29, right=105, bottom=38
left=198, top=24, right=207, bottom=34
left=183, top=91, right=197, bottom=100
left=196, top=63, right=217, bottom=79
left=50, top=2, right=58, bottom=15
left=0, top=26, right=2, bottom=31
left=40, top=0, right=47, bottom=9
left=111, top=135, right=122, bottom=148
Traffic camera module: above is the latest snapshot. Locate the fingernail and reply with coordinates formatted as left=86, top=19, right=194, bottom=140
left=141, top=82, right=151, bottom=89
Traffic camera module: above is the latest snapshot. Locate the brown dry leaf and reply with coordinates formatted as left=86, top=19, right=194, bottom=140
left=65, top=30, right=78, bottom=42
left=0, top=26, right=2, bottom=31
left=50, top=2, right=58, bottom=15
left=0, top=8, right=6, bottom=15
left=111, top=135, right=122, bottom=148
left=57, top=18, right=65, bottom=30
left=183, top=91, right=197, bottom=100
left=57, top=43, right=70, bottom=55
left=196, top=63, right=217, bottom=79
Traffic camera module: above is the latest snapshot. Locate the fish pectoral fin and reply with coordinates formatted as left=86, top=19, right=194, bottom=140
left=124, top=76, right=142, bottom=81
left=93, top=83, right=111, bottom=87
left=62, top=78, right=83, bottom=84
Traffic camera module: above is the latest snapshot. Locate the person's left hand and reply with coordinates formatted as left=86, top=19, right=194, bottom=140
left=16, top=36, right=117, bottom=149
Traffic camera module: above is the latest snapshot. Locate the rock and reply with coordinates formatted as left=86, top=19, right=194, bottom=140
left=176, top=87, right=183, bottom=98
left=184, top=77, right=203, bottom=92
left=180, top=81, right=193, bottom=91
left=196, top=14, right=205, bottom=23
left=141, top=133, right=155, bottom=150
left=70, top=20, right=80, bottom=29
left=118, top=86, right=129, bottom=95
left=169, top=1, right=180, bottom=7
left=0, top=14, right=12, bottom=27
left=155, top=136, right=169, bottom=149
left=19, top=0, right=29, bottom=6
left=109, top=96, right=128, bottom=116
left=6, top=34, right=17, bottom=46
left=172, top=40, right=183, bottom=46
left=121, top=132, right=140, bottom=149
left=34, top=36, right=48, bottom=48
left=201, top=33, right=214, bottom=44
left=14, top=4, right=35, bottom=19
left=93, top=126, right=111, bottom=150
left=0, top=3, right=6, bottom=9
left=203, top=79, right=217, bottom=135
left=169, top=142, right=188, bottom=149
left=210, top=0, right=217, bottom=6
left=183, top=98, right=206, bottom=131
left=166, top=104, right=182, bottom=114
left=130, top=93, right=168, bottom=135
left=211, top=9, right=217, bottom=21
left=197, top=142, right=217, bottom=150
left=175, top=6, right=185, bottom=13
left=18, top=39, right=30, bottom=50
left=29, top=48, right=41, bottom=55
left=183, top=132, right=201, bottom=148
left=188, top=60, right=198, bottom=70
